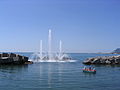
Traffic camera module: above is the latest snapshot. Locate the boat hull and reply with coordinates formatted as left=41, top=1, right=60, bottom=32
left=83, top=70, right=96, bottom=73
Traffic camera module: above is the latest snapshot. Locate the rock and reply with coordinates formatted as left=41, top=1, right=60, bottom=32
left=91, top=58, right=101, bottom=64
left=83, top=61, right=91, bottom=64
left=105, top=60, right=111, bottom=64
left=2, top=53, right=9, bottom=57
left=24, top=61, right=33, bottom=64
left=115, top=59, right=120, bottom=64
left=10, top=53, right=17, bottom=57
left=0, top=53, right=29, bottom=65
left=83, top=55, right=120, bottom=65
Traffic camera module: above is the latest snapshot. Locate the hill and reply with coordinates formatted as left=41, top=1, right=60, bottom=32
left=112, top=48, right=120, bottom=54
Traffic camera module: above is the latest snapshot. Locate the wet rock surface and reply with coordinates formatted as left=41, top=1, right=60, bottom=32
left=83, top=55, right=120, bottom=65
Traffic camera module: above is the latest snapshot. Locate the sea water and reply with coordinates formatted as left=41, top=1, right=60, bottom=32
left=0, top=53, right=120, bottom=90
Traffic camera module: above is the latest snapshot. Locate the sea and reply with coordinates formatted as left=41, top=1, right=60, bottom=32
left=0, top=53, right=120, bottom=90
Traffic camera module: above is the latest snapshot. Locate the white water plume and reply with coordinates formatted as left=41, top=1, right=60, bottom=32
left=30, top=30, right=76, bottom=62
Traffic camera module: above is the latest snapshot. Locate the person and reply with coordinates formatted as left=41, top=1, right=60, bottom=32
left=92, top=67, right=95, bottom=71
left=89, top=67, right=92, bottom=70
left=83, top=66, right=86, bottom=70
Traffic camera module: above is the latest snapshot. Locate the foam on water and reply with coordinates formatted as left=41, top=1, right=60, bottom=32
left=29, top=59, right=77, bottom=63
left=29, top=51, right=75, bottom=63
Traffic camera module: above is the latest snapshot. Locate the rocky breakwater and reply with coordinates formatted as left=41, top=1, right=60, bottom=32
left=83, top=55, right=120, bottom=65
left=0, top=53, right=32, bottom=65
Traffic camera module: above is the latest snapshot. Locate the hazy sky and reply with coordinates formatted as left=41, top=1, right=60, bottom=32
left=0, top=0, right=120, bottom=53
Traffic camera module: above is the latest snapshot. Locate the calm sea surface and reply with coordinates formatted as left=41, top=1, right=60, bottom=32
left=0, top=53, right=120, bottom=90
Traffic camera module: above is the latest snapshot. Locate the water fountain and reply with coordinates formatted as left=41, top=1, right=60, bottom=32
left=40, top=40, right=43, bottom=60
left=48, top=29, right=52, bottom=60
left=30, top=29, right=74, bottom=62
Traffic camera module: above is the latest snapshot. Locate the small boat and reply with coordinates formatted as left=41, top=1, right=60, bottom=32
left=83, top=67, right=96, bottom=73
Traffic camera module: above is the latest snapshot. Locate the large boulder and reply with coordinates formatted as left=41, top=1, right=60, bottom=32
left=91, top=58, right=101, bottom=64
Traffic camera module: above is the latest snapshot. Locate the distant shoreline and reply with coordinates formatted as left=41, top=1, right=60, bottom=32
left=0, top=52, right=120, bottom=54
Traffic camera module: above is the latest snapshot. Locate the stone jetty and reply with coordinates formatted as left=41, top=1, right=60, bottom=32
left=83, top=55, right=120, bottom=65
left=0, top=53, right=30, bottom=65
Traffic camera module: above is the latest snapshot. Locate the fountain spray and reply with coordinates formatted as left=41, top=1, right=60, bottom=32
left=40, top=40, right=43, bottom=60
left=48, top=29, right=52, bottom=60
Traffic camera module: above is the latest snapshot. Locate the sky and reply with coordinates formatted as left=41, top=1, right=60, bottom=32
left=0, top=0, right=120, bottom=53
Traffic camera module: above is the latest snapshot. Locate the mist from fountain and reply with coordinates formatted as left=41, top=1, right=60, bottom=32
left=30, top=30, right=76, bottom=62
